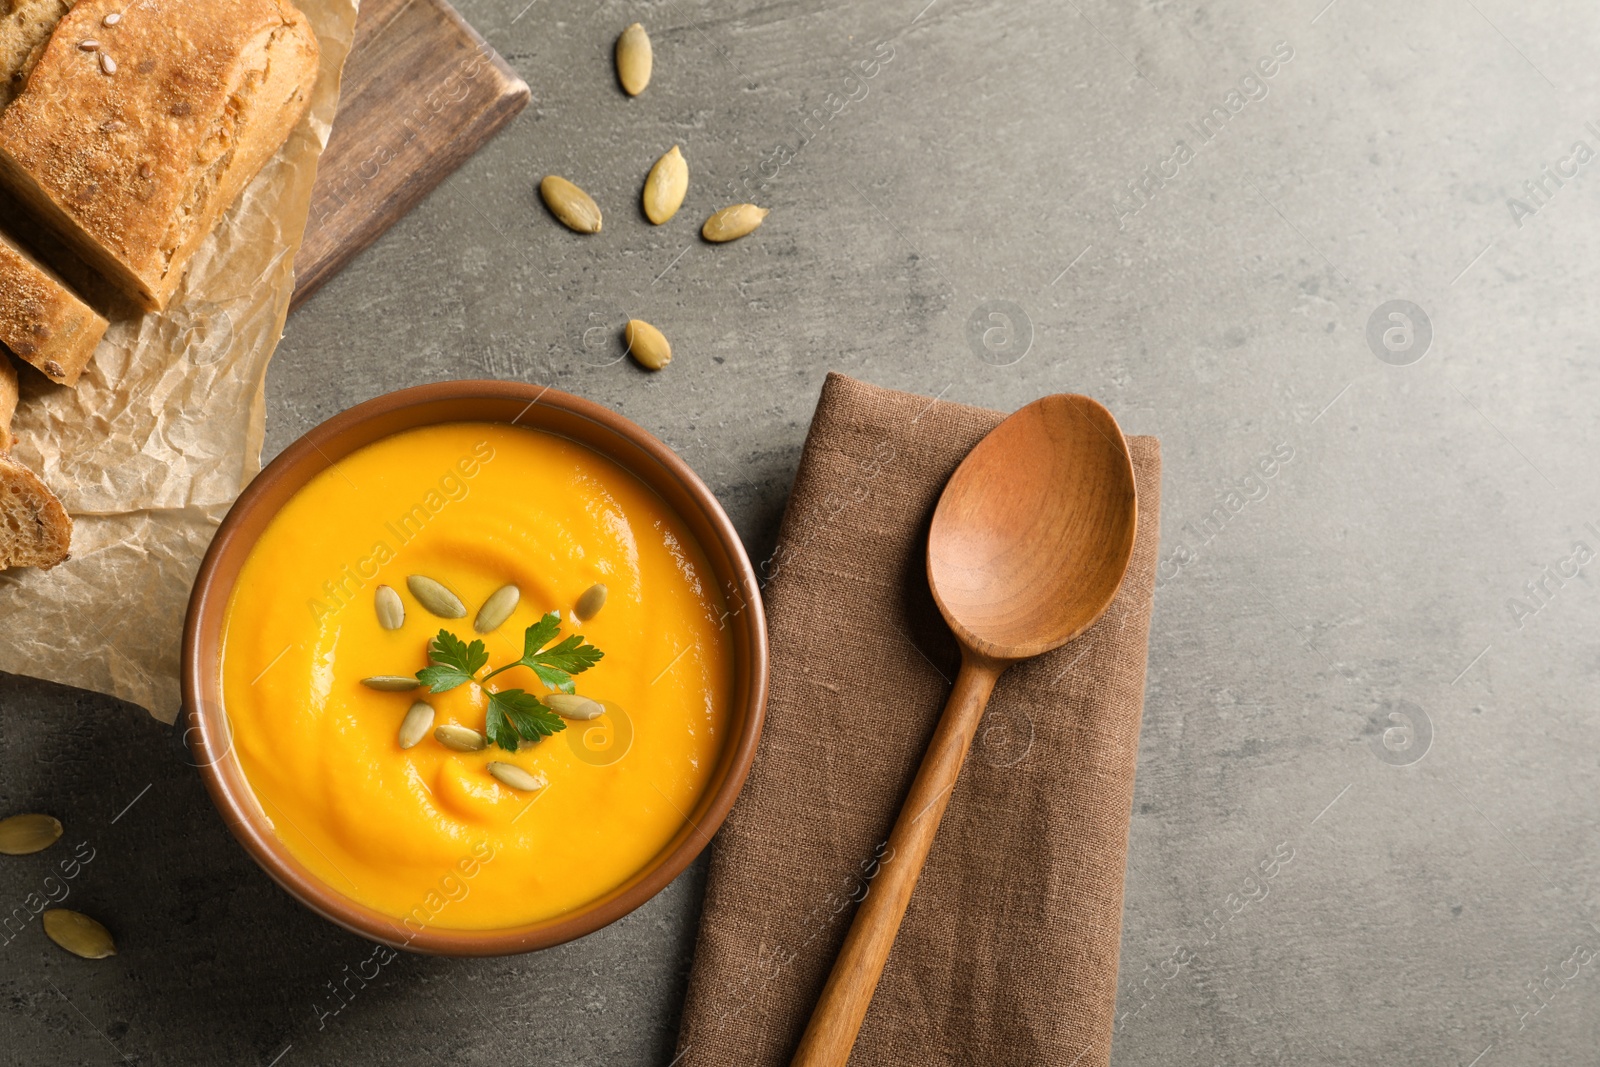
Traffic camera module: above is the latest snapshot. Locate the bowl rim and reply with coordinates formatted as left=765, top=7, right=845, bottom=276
left=181, top=380, right=768, bottom=956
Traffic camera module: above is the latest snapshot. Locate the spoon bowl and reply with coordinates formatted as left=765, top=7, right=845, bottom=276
left=792, top=393, right=1139, bottom=1067
left=929, top=393, right=1138, bottom=660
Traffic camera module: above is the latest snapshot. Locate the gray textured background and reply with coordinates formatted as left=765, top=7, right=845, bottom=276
left=4, top=0, right=1599, bottom=1063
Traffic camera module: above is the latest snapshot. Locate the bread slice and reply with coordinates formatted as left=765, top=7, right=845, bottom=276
left=0, top=0, right=73, bottom=109
left=0, top=0, right=320, bottom=311
left=0, top=226, right=108, bottom=385
left=0, top=353, right=17, bottom=452
left=0, top=451, right=70, bottom=569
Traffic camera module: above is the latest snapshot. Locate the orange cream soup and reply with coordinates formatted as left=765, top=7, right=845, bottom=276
left=220, top=422, right=733, bottom=930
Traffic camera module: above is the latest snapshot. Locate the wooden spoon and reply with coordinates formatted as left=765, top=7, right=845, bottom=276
left=790, top=394, right=1139, bottom=1066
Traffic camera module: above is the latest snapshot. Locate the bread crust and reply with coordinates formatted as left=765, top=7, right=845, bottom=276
left=0, top=451, right=70, bottom=569
left=0, top=226, right=107, bottom=385
left=0, top=353, right=17, bottom=451
left=0, top=0, right=320, bottom=311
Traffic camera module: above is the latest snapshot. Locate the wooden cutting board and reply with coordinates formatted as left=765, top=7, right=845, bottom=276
left=290, top=0, right=530, bottom=310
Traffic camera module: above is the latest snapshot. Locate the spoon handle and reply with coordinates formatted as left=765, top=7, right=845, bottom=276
left=791, top=652, right=1004, bottom=1067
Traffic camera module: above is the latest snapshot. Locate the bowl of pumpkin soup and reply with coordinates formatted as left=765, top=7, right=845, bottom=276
left=182, top=381, right=767, bottom=955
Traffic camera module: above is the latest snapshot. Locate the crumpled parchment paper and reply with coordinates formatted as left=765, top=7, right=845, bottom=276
left=0, top=0, right=360, bottom=723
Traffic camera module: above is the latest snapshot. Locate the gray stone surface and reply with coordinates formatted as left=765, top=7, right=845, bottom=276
left=3, top=0, right=1598, bottom=1062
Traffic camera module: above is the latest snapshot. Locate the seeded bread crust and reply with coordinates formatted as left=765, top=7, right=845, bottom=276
left=0, top=226, right=107, bottom=385
left=0, top=0, right=320, bottom=311
left=0, top=354, right=17, bottom=451
left=0, top=451, right=70, bottom=569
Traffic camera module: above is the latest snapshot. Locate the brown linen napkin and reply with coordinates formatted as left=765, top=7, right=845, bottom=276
left=675, top=373, right=1162, bottom=1067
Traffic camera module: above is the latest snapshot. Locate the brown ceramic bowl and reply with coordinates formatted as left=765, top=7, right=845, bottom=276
left=181, top=381, right=767, bottom=955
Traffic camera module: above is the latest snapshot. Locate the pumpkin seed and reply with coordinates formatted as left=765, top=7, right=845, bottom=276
left=625, top=319, right=671, bottom=371
left=0, top=814, right=62, bottom=855
left=474, top=584, right=521, bottom=634
left=574, top=582, right=608, bottom=621
left=374, top=585, right=405, bottom=630
left=702, top=203, right=769, bottom=243
left=615, top=22, right=652, bottom=96
left=435, top=724, right=487, bottom=752
left=361, top=675, right=421, bottom=692
left=643, top=145, right=687, bottom=224
left=540, top=176, right=602, bottom=234
left=545, top=693, right=604, bottom=721
left=487, top=762, right=548, bottom=792
left=407, top=575, right=466, bottom=618
left=42, top=910, right=116, bottom=959
left=398, top=702, right=435, bottom=749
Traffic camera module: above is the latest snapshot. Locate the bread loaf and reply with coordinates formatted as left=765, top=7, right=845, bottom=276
left=0, top=226, right=108, bottom=385
left=0, top=0, right=320, bottom=311
left=0, top=451, right=70, bottom=569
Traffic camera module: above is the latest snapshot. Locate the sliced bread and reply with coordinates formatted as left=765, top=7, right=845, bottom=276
left=0, top=0, right=320, bottom=311
left=0, top=226, right=108, bottom=385
left=0, top=353, right=16, bottom=452
left=0, top=451, right=70, bottom=569
left=0, top=0, right=73, bottom=109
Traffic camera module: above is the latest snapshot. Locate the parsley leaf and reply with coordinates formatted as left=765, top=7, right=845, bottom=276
left=520, top=613, right=563, bottom=662
left=529, top=664, right=575, bottom=695
left=483, top=699, right=513, bottom=751
left=483, top=690, right=566, bottom=751
left=416, top=629, right=488, bottom=693
left=484, top=611, right=605, bottom=695
left=487, top=689, right=566, bottom=751
left=536, top=633, right=606, bottom=675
